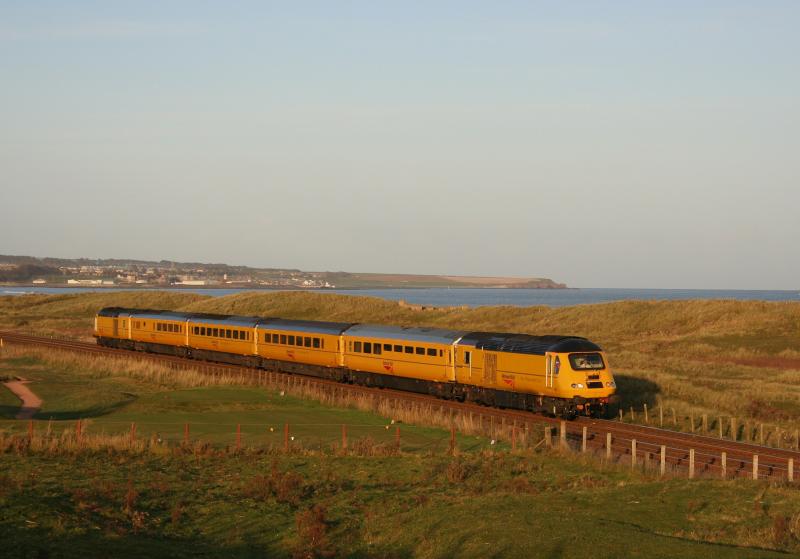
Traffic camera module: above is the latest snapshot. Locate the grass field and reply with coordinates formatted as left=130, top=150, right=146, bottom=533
left=2, top=290, right=800, bottom=439
left=4, top=345, right=800, bottom=556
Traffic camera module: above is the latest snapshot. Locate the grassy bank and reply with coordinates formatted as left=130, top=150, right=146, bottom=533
left=4, top=344, right=800, bottom=557
left=2, top=291, right=800, bottom=440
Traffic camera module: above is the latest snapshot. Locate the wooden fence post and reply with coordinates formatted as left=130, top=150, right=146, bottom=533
left=731, top=417, right=737, bottom=441
left=560, top=421, right=567, bottom=450
left=721, top=452, right=727, bottom=479
left=606, top=432, right=612, bottom=460
left=631, top=440, right=637, bottom=467
left=644, top=404, right=649, bottom=424
left=759, top=424, right=764, bottom=446
left=619, top=409, right=623, bottom=422
left=719, top=417, right=723, bottom=439
left=690, top=412, right=695, bottom=433
left=659, top=405, right=663, bottom=427
left=753, top=455, right=759, bottom=480
left=630, top=407, right=635, bottom=422
left=544, top=426, right=552, bottom=448
left=689, top=449, right=695, bottom=479
left=702, top=414, right=708, bottom=433
left=581, top=426, right=587, bottom=453
left=789, top=459, right=794, bottom=482
left=660, top=445, right=666, bottom=476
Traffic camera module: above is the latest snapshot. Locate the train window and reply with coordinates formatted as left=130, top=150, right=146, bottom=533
left=295, top=336, right=302, bottom=346
left=364, top=342, right=372, bottom=354
left=427, top=348, right=437, bottom=357
left=304, top=337, right=311, bottom=347
left=271, top=334, right=278, bottom=343
left=439, top=350, right=443, bottom=357
left=416, top=347, right=424, bottom=355
left=465, top=351, right=471, bottom=365
left=193, top=327, right=198, bottom=335
left=394, top=345, right=402, bottom=353
left=404, top=346, right=413, bottom=354
left=213, top=328, right=218, bottom=337
left=288, top=335, right=295, bottom=345
left=280, top=334, right=287, bottom=344
left=313, top=338, right=320, bottom=349
left=354, top=341, right=362, bottom=353
left=200, top=327, right=206, bottom=336
left=235, top=330, right=241, bottom=340
left=156, top=324, right=161, bottom=331
left=383, top=344, right=391, bottom=352
left=374, top=344, right=382, bottom=355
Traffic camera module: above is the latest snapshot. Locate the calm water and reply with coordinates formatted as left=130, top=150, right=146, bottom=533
left=1, top=286, right=798, bottom=307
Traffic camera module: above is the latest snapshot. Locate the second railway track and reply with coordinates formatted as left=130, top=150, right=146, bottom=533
left=2, top=330, right=798, bottom=481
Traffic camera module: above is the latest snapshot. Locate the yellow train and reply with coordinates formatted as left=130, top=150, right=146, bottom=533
left=95, top=307, right=618, bottom=417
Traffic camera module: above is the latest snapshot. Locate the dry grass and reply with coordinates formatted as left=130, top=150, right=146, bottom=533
left=3, top=291, right=800, bottom=444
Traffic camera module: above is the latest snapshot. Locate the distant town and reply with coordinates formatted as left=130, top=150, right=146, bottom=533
left=0, top=255, right=566, bottom=290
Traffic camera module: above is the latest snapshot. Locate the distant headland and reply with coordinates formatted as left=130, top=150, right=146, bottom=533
left=0, top=254, right=566, bottom=290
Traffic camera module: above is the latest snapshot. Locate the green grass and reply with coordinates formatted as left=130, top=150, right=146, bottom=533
left=3, top=345, right=800, bottom=557
left=1, top=450, right=798, bottom=558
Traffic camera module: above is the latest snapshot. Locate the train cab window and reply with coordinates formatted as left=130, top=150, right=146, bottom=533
left=465, top=351, right=471, bottom=365
left=364, top=342, right=372, bottom=354
left=383, top=344, right=392, bottom=352
left=354, top=341, right=362, bottom=353
left=374, top=344, right=382, bottom=355
left=313, top=338, right=320, bottom=349
left=416, top=347, right=425, bottom=355
left=304, top=337, right=311, bottom=347
left=404, top=346, right=413, bottom=354
left=280, top=334, right=287, bottom=344
left=427, top=348, right=437, bottom=357
left=394, top=345, right=403, bottom=353
left=288, top=335, right=295, bottom=345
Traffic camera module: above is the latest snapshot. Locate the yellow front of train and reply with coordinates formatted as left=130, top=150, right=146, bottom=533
left=551, top=349, right=618, bottom=417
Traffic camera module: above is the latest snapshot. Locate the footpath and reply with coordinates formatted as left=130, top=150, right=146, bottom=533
left=2, top=377, right=42, bottom=419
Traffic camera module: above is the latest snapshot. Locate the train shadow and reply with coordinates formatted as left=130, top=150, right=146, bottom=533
left=614, top=374, right=661, bottom=409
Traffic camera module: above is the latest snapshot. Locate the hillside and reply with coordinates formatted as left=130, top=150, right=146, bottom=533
left=2, top=291, right=800, bottom=433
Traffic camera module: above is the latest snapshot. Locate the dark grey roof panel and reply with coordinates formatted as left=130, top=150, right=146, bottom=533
left=260, top=318, right=354, bottom=336
left=344, top=324, right=466, bottom=345
left=459, top=332, right=601, bottom=355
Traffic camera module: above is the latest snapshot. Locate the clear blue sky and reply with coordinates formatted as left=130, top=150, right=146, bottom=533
left=1, top=1, right=798, bottom=289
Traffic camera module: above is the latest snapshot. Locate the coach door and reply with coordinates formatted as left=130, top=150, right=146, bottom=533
left=112, top=318, right=119, bottom=337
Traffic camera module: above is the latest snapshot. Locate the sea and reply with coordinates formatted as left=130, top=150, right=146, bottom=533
left=1, top=286, right=798, bottom=308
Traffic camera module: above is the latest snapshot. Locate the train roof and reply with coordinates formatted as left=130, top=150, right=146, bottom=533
left=185, top=313, right=264, bottom=328
left=458, top=332, right=602, bottom=355
left=344, top=324, right=466, bottom=345
left=260, top=318, right=354, bottom=336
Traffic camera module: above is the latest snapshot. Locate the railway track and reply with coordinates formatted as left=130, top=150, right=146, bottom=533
left=2, top=330, right=799, bottom=481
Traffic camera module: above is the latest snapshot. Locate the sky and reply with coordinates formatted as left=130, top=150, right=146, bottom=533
left=1, top=1, right=798, bottom=289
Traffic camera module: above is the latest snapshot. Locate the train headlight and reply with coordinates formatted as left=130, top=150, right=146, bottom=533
left=571, top=383, right=585, bottom=389
left=606, top=381, right=617, bottom=388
